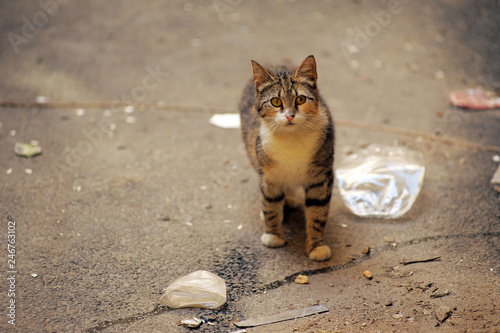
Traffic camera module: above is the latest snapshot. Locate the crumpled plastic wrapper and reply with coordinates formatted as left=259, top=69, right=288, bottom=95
left=14, top=141, right=42, bottom=158
left=160, top=270, right=226, bottom=309
left=336, top=145, right=425, bottom=219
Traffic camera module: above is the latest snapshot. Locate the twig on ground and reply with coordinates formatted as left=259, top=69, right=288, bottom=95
left=400, top=256, right=442, bottom=266
left=430, top=291, right=451, bottom=298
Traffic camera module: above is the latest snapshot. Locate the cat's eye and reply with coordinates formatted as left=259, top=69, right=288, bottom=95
left=295, top=95, right=307, bottom=106
left=270, top=97, right=282, bottom=107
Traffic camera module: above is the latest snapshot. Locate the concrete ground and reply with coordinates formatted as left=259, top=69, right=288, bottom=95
left=1, top=1, right=499, bottom=332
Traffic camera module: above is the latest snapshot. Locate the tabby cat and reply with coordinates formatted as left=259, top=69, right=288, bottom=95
left=239, top=55, right=335, bottom=261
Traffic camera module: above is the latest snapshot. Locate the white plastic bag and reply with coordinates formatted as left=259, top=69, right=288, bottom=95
left=160, top=270, right=226, bottom=309
left=336, top=145, right=425, bottom=219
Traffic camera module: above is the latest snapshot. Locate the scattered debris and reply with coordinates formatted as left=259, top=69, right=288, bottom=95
left=363, top=270, right=373, bottom=279
left=36, top=95, right=47, bottom=103
left=209, top=113, right=241, bottom=129
left=400, top=256, right=442, bottom=266
left=362, top=247, right=371, bottom=255
left=430, top=290, right=451, bottom=298
left=178, top=317, right=202, bottom=328
left=234, top=305, right=329, bottom=328
left=160, top=270, right=226, bottom=309
left=434, top=70, right=445, bottom=80
left=435, top=305, right=452, bottom=323
left=393, top=312, right=404, bottom=319
left=14, top=141, right=42, bottom=158
left=124, top=105, right=135, bottom=113
left=450, top=88, right=500, bottom=110
left=294, top=274, right=309, bottom=284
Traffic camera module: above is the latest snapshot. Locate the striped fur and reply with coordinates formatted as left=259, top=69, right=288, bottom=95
left=239, top=55, right=335, bottom=261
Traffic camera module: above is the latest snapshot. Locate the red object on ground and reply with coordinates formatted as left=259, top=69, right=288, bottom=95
left=449, top=89, right=500, bottom=110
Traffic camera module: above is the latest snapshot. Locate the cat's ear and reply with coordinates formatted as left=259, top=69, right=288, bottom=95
left=294, top=55, right=317, bottom=86
left=251, top=60, right=274, bottom=91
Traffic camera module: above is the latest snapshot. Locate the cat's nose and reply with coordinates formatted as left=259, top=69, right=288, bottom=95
left=284, top=109, right=295, bottom=123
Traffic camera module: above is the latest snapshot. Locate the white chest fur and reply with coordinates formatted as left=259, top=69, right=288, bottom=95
left=261, top=127, right=320, bottom=186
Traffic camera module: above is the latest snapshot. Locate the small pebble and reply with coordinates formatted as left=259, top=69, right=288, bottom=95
left=435, top=305, right=452, bottom=323
left=362, top=247, right=371, bottom=255
left=295, top=274, right=309, bottom=284
left=493, top=155, right=500, bottom=162
left=363, top=270, right=373, bottom=279
left=76, top=109, right=85, bottom=116
left=36, top=96, right=47, bottom=103
left=393, top=312, right=404, bottom=319
left=434, top=70, right=445, bottom=80
left=24, top=168, right=33, bottom=174
left=31, top=273, right=38, bottom=278
left=124, top=105, right=135, bottom=113
left=385, top=299, right=393, bottom=306
left=6, top=168, right=13, bottom=174
left=459, top=158, right=466, bottom=165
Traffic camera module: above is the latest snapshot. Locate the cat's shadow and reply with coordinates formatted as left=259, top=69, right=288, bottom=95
left=282, top=205, right=308, bottom=253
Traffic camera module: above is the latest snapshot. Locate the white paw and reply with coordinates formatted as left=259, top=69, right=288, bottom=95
left=261, top=233, right=286, bottom=248
left=309, top=245, right=331, bottom=261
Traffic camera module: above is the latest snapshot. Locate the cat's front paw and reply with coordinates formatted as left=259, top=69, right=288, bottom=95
left=261, top=233, right=286, bottom=248
left=309, top=245, right=331, bottom=261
